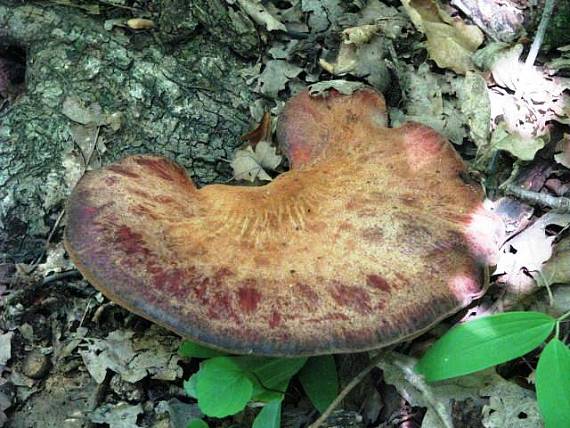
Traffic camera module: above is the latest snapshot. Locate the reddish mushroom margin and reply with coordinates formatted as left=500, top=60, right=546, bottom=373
left=64, top=88, right=503, bottom=356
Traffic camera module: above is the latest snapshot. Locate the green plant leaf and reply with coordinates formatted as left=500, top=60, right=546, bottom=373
left=187, top=419, right=209, bottom=428
left=298, top=355, right=338, bottom=413
left=195, top=357, right=254, bottom=417
left=233, top=356, right=307, bottom=401
left=252, top=400, right=282, bottom=428
left=179, top=340, right=227, bottom=359
left=416, top=311, right=556, bottom=381
left=536, top=338, right=570, bottom=427
left=183, top=373, right=199, bottom=398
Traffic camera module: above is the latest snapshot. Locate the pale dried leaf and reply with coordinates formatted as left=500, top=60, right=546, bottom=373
left=495, top=212, right=570, bottom=295
left=537, top=236, right=570, bottom=288
left=62, top=96, right=103, bottom=125
left=554, top=134, right=570, bottom=168
left=231, top=141, right=282, bottom=182
left=476, top=43, right=570, bottom=138
left=301, top=0, right=343, bottom=33
left=390, top=63, right=466, bottom=145
left=491, top=123, right=545, bottom=161
left=481, top=381, right=541, bottom=428
left=257, top=60, right=303, bottom=98
left=358, top=0, right=406, bottom=39
left=80, top=329, right=182, bottom=384
left=378, top=352, right=540, bottom=428
left=36, top=243, right=73, bottom=277
left=401, top=0, right=483, bottom=74
left=89, top=402, right=143, bottom=428
left=254, top=140, right=282, bottom=170
left=378, top=352, right=489, bottom=428
left=319, top=29, right=390, bottom=90
left=458, top=72, right=491, bottom=148
left=237, top=0, right=287, bottom=32
left=342, top=24, right=381, bottom=45
left=309, top=80, right=367, bottom=96
left=80, top=330, right=136, bottom=384
left=0, top=332, right=13, bottom=366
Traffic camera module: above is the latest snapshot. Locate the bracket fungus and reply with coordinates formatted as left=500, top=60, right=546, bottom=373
left=65, top=88, right=500, bottom=356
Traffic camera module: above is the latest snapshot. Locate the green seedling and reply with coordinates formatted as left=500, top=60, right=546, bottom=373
left=179, top=342, right=338, bottom=427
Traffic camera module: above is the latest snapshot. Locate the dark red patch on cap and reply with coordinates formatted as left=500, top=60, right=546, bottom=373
left=238, top=286, right=262, bottom=313
left=366, top=274, right=390, bottom=292
left=207, top=290, right=238, bottom=322
left=114, top=225, right=150, bottom=257
left=153, top=268, right=190, bottom=300
left=295, top=282, right=320, bottom=305
left=269, top=310, right=282, bottom=328
left=107, top=165, right=140, bottom=178
left=329, top=283, right=372, bottom=314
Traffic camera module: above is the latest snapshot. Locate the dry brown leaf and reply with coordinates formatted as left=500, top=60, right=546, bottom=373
left=240, top=112, right=272, bottom=147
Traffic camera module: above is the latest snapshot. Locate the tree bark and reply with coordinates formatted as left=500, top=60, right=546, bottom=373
left=0, top=1, right=257, bottom=262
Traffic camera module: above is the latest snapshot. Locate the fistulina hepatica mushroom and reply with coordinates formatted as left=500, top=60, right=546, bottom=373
left=64, top=87, right=502, bottom=356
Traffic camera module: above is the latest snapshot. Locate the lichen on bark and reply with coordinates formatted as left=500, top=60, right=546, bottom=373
left=0, top=2, right=256, bottom=262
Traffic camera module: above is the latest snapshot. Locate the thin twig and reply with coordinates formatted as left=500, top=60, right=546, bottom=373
left=524, top=0, right=556, bottom=68
left=84, top=125, right=101, bottom=169
left=309, top=352, right=385, bottom=428
left=29, top=209, right=67, bottom=272
left=504, top=184, right=570, bottom=212
left=41, top=269, right=81, bottom=285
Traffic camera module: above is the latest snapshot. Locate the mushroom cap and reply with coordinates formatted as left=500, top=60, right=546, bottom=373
left=65, top=88, right=499, bottom=356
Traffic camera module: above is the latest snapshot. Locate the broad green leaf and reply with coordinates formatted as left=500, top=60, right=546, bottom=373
left=183, top=373, right=199, bottom=398
left=233, top=356, right=307, bottom=401
left=252, top=400, right=282, bottom=428
left=187, top=419, right=209, bottom=428
left=536, top=338, right=570, bottom=427
left=416, top=312, right=556, bottom=381
left=298, top=355, right=338, bottom=413
left=195, top=357, right=253, bottom=417
left=179, top=340, right=227, bottom=359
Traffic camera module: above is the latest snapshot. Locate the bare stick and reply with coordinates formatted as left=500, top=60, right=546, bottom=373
left=525, top=0, right=556, bottom=67
left=504, top=184, right=570, bottom=212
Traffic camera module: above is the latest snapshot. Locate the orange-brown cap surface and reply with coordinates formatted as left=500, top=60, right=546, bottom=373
left=65, top=88, right=500, bottom=356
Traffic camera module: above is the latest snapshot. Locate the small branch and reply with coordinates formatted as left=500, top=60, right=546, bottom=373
left=504, top=185, right=570, bottom=212
left=309, top=352, right=384, bottom=428
left=524, top=0, right=556, bottom=68
left=41, top=269, right=81, bottom=285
